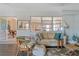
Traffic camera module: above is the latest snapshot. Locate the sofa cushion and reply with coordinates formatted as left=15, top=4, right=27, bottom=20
left=60, top=33, right=64, bottom=40
left=38, top=39, right=57, bottom=46
left=54, top=33, right=61, bottom=40
left=42, top=32, right=48, bottom=39
left=48, top=32, right=55, bottom=39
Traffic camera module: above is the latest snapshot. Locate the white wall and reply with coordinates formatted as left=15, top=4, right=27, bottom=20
left=63, top=14, right=79, bottom=41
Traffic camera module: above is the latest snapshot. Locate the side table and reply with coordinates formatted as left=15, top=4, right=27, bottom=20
left=65, top=44, right=79, bottom=55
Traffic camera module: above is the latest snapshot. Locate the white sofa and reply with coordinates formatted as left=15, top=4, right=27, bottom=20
left=36, top=31, right=67, bottom=46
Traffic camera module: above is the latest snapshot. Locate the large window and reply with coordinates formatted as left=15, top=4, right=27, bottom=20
left=42, top=17, right=52, bottom=31
left=17, top=16, right=63, bottom=32
left=53, top=17, right=62, bottom=31
left=30, top=17, right=42, bottom=32
left=17, top=20, right=30, bottom=30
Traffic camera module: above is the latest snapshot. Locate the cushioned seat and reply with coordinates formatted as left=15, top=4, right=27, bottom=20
left=39, top=39, right=57, bottom=46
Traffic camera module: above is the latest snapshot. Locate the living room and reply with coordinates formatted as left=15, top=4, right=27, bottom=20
left=0, top=3, right=79, bottom=56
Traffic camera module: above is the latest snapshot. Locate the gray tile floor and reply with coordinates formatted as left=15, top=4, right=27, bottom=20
left=0, top=44, right=17, bottom=56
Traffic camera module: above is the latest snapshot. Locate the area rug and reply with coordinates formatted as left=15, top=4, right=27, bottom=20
left=46, top=48, right=79, bottom=56
left=17, top=51, right=27, bottom=56
left=17, top=48, right=79, bottom=56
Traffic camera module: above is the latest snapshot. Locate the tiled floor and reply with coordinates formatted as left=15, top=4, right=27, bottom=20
left=0, top=44, right=17, bottom=56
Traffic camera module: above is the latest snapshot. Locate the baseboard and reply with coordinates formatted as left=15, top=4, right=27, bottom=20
left=46, top=46, right=65, bottom=48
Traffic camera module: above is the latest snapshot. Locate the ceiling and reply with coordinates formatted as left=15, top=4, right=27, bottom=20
left=0, top=3, right=79, bottom=16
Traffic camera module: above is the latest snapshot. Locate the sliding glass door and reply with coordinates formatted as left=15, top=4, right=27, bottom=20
left=0, top=16, right=17, bottom=43
left=0, top=17, right=7, bottom=40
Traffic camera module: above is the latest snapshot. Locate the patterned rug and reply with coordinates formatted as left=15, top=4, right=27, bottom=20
left=46, top=48, right=79, bottom=56
left=17, top=51, right=27, bottom=56
left=17, top=48, right=79, bottom=56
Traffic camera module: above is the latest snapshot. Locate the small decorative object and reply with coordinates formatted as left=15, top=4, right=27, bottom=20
left=72, top=35, right=77, bottom=41
left=69, top=35, right=77, bottom=44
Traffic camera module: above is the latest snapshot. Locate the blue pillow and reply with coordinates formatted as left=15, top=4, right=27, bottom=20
left=72, top=35, right=77, bottom=41
left=54, top=33, right=61, bottom=39
left=60, top=34, right=64, bottom=40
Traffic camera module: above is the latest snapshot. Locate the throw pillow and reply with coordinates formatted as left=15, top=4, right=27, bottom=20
left=72, top=35, right=77, bottom=41
left=48, top=32, right=55, bottom=39
left=60, top=33, right=64, bottom=40
left=42, top=32, right=48, bottom=39
left=54, top=33, right=61, bottom=40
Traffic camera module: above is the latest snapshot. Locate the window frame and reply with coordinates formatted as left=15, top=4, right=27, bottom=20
left=17, top=20, right=30, bottom=30
left=30, top=17, right=42, bottom=32
left=17, top=16, right=63, bottom=32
